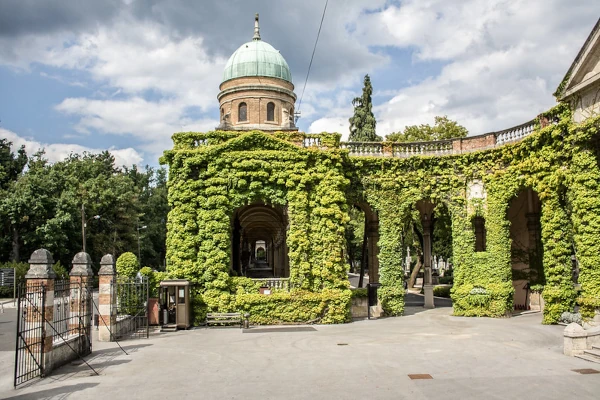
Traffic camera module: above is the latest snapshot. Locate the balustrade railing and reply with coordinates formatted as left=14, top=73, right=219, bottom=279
left=340, top=142, right=384, bottom=156
left=179, top=118, right=539, bottom=156
left=494, top=120, right=536, bottom=145
left=303, top=136, right=321, bottom=147
left=251, top=278, right=290, bottom=291
left=392, top=140, right=453, bottom=158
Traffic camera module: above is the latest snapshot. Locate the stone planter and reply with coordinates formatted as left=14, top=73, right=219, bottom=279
left=528, top=291, right=544, bottom=312
left=351, top=296, right=368, bottom=318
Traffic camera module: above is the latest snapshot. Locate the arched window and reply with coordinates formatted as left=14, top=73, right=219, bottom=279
left=221, top=108, right=224, bottom=121
left=238, top=102, right=247, bottom=122
left=473, top=216, right=486, bottom=252
left=267, top=102, right=275, bottom=122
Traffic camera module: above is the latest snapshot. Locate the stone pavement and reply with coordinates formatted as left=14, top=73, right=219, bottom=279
left=1, top=307, right=600, bottom=399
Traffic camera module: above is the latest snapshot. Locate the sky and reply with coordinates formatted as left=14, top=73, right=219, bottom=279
left=0, top=0, right=598, bottom=167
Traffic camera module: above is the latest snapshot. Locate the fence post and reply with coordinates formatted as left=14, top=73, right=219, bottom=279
left=98, top=254, right=116, bottom=342
left=70, top=252, right=93, bottom=355
left=25, top=249, right=56, bottom=375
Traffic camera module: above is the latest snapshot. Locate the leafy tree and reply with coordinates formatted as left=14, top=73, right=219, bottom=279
left=386, top=116, right=468, bottom=142
left=116, top=252, right=139, bottom=277
left=0, top=139, right=27, bottom=190
left=349, top=75, right=381, bottom=142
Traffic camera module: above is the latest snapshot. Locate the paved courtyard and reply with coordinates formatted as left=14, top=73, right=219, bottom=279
left=1, top=305, right=599, bottom=399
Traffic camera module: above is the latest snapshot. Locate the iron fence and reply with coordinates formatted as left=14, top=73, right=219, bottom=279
left=14, top=282, right=45, bottom=387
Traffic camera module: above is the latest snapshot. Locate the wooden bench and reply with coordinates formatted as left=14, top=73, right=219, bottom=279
left=206, top=312, right=243, bottom=327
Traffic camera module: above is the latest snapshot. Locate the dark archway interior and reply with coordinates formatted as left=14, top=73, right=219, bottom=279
left=231, top=204, right=289, bottom=278
left=508, top=188, right=543, bottom=310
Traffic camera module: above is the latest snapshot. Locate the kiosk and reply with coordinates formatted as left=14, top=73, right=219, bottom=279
left=159, top=280, right=190, bottom=330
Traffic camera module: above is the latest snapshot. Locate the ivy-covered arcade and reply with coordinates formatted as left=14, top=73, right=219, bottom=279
left=161, top=17, right=600, bottom=326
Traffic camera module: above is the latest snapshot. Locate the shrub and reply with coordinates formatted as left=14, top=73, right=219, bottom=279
left=351, top=288, right=368, bottom=298
left=116, top=252, right=138, bottom=277
left=433, top=285, right=451, bottom=298
left=438, top=276, right=453, bottom=285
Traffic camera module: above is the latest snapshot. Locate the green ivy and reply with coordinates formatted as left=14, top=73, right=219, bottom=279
left=162, top=108, right=600, bottom=325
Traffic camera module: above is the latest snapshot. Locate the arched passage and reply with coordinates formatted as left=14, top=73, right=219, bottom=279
left=347, top=202, right=380, bottom=286
left=231, top=204, right=289, bottom=278
left=507, top=188, right=543, bottom=310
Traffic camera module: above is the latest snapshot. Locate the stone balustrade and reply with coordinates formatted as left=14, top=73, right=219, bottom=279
left=177, top=118, right=541, bottom=157
left=251, top=277, right=290, bottom=291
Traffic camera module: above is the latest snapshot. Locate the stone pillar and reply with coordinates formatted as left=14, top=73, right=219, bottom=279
left=98, top=254, right=116, bottom=342
left=417, top=201, right=435, bottom=309
left=26, top=249, right=57, bottom=374
left=70, top=252, right=94, bottom=350
left=367, top=221, right=380, bottom=283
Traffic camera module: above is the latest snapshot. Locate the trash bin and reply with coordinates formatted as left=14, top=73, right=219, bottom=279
left=367, top=283, right=381, bottom=320
left=367, top=282, right=381, bottom=306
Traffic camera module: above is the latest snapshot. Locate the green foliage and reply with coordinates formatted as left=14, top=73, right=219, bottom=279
left=386, top=116, right=468, bottom=142
left=351, top=288, right=368, bottom=298
left=162, top=130, right=351, bottom=324
left=139, top=266, right=167, bottom=297
left=433, top=285, right=452, bottom=298
left=0, top=148, right=168, bottom=269
left=438, top=276, right=453, bottom=285
left=163, top=104, right=600, bottom=325
left=349, top=75, right=380, bottom=142
left=116, top=252, right=139, bottom=278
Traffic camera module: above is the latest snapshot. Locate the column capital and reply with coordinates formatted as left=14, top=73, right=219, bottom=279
left=70, top=252, right=94, bottom=276
left=99, top=254, right=116, bottom=276
left=26, top=249, right=56, bottom=279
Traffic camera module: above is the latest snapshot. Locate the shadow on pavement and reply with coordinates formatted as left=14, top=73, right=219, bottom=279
left=3, top=383, right=99, bottom=399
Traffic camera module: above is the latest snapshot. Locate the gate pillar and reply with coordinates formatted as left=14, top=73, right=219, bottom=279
left=70, top=252, right=94, bottom=353
left=98, top=254, right=116, bottom=342
left=25, top=249, right=56, bottom=375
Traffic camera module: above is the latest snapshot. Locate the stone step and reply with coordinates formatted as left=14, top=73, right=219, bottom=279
left=592, top=345, right=600, bottom=351
left=575, top=353, right=600, bottom=364
left=583, top=349, right=600, bottom=358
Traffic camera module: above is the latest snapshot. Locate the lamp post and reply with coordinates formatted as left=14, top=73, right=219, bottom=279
left=137, top=224, right=147, bottom=267
left=81, top=204, right=100, bottom=253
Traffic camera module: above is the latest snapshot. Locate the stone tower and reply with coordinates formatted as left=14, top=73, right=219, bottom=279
left=217, top=14, right=298, bottom=131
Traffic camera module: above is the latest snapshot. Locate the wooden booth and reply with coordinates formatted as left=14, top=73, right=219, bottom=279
left=159, top=280, right=190, bottom=330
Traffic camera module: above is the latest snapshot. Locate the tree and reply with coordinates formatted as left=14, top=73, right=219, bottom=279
left=116, top=252, right=139, bottom=277
left=349, top=75, right=381, bottom=142
left=386, top=115, right=468, bottom=142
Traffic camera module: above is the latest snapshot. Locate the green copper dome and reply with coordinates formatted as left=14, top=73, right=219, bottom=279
left=222, top=15, right=292, bottom=84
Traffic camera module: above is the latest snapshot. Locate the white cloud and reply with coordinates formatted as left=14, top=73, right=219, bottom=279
left=1, top=128, right=143, bottom=167
left=351, top=0, right=598, bottom=136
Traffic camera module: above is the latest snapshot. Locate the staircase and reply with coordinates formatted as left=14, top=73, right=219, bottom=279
left=575, top=346, right=600, bottom=364
left=160, top=324, right=178, bottom=332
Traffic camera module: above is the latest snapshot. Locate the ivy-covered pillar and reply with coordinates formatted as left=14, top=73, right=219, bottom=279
left=539, top=191, right=576, bottom=324
left=567, top=145, right=600, bottom=319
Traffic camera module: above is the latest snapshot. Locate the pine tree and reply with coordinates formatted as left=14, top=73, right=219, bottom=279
left=349, top=75, right=380, bottom=142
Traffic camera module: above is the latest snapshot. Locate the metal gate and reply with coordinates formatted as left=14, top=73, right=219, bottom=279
left=112, top=276, right=149, bottom=339
left=14, top=279, right=94, bottom=387
left=14, top=282, right=46, bottom=386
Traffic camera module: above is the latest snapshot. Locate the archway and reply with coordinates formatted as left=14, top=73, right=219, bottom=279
left=507, top=188, right=543, bottom=311
left=231, top=203, right=289, bottom=278
left=346, top=202, right=379, bottom=287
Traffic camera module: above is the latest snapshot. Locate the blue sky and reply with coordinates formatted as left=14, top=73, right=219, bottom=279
left=0, top=0, right=598, bottom=167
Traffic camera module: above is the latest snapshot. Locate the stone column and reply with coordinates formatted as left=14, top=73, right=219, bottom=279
left=417, top=200, right=435, bottom=309
left=25, top=249, right=56, bottom=374
left=367, top=221, right=380, bottom=283
left=70, top=252, right=94, bottom=352
left=98, top=254, right=116, bottom=342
